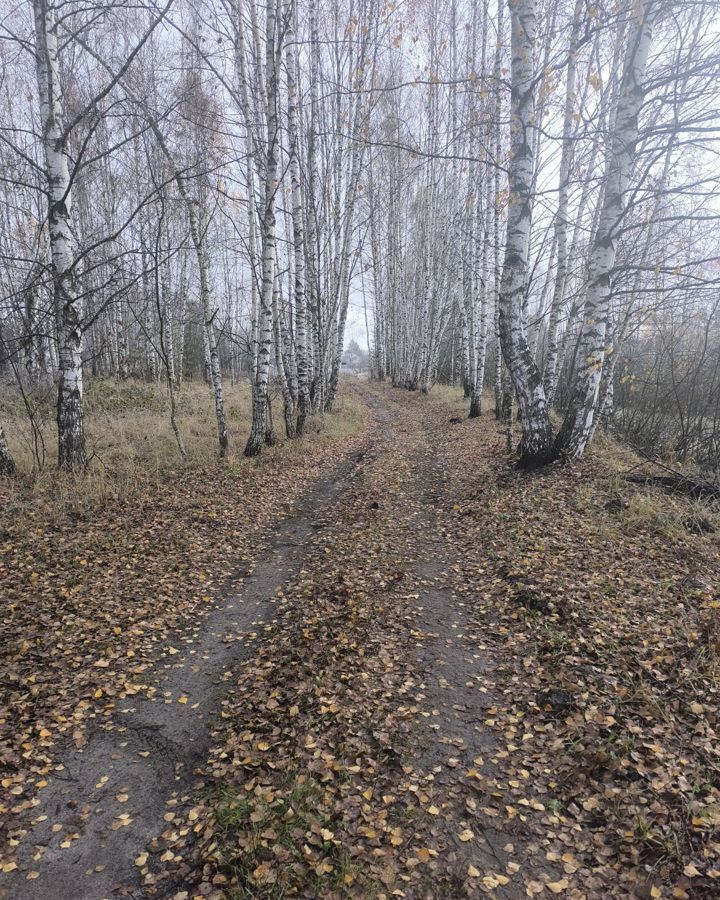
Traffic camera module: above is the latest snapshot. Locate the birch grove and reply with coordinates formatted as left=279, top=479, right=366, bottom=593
left=1, top=0, right=720, bottom=473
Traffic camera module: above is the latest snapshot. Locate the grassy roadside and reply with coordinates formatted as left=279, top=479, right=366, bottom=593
left=0, top=378, right=366, bottom=499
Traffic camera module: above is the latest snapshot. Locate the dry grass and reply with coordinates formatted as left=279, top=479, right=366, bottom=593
left=617, top=490, right=720, bottom=544
left=588, top=424, right=656, bottom=473
left=1, top=378, right=252, bottom=474
left=586, top=428, right=720, bottom=547
left=0, top=377, right=366, bottom=510
left=425, top=382, right=470, bottom=411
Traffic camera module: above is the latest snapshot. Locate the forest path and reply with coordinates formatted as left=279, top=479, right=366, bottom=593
left=146, top=383, right=553, bottom=899
left=5, top=384, right=536, bottom=900
left=1, top=425, right=375, bottom=900
left=8, top=384, right=702, bottom=899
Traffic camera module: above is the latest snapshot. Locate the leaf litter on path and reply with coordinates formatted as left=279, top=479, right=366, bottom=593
left=164, top=384, right=719, bottom=899
left=0, top=408, right=368, bottom=898
left=3, top=384, right=719, bottom=899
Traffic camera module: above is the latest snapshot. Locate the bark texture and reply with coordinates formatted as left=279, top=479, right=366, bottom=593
left=497, top=0, right=555, bottom=466
left=34, top=0, right=86, bottom=470
left=557, top=0, right=656, bottom=458
left=245, top=0, right=279, bottom=456
left=0, top=426, right=16, bottom=476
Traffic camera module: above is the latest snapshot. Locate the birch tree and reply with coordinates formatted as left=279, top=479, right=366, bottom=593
left=2, top=0, right=720, bottom=475
left=245, top=0, right=280, bottom=457
left=0, top=425, right=15, bottom=476
left=284, top=0, right=309, bottom=433
left=542, top=0, right=584, bottom=403
left=497, top=0, right=555, bottom=465
left=556, top=0, right=657, bottom=458
left=32, top=0, right=85, bottom=469
left=29, top=0, right=172, bottom=468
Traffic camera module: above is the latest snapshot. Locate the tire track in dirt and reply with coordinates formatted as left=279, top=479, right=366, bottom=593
left=1, top=417, right=374, bottom=900
left=364, top=384, right=561, bottom=897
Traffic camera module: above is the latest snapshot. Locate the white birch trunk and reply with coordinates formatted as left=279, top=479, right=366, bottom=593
left=497, top=0, right=555, bottom=465
left=117, top=305, right=129, bottom=380
left=195, top=209, right=229, bottom=457
left=0, top=425, right=16, bottom=476
left=417, top=251, right=432, bottom=392
left=24, top=284, right=41, bottom=382
left=369, top=162, right=386, bottom=379
left=305, top=0, right=324, bottom=411
left=33, top=0, right=86, bottom=469
left=492, top=0, right=505, bottom=420
left=557, top=0, right=656, bottom=458
left=284, top=0, right=309, bottom=433
left=272, top=266, right=296, bottom=437
left=245, top=0, right=279, bottom=456
left=470, top=178, right=490, bottom=418
left=460, top=305, right=471, bottom=397
left=154, top=216, right=186, bottom=457
left=543, top=0, right=583, bottom=402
